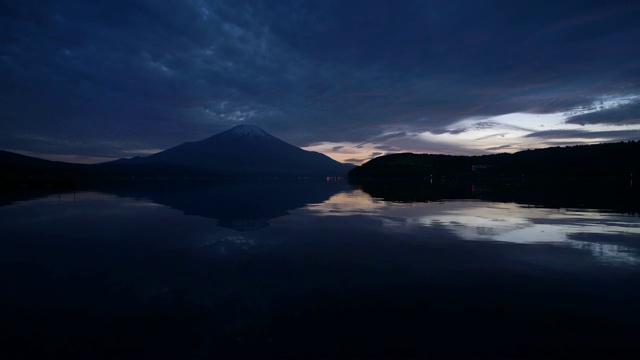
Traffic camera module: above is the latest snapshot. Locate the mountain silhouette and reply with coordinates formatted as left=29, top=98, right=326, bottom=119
left=349, top=141, right=640, bottom=178
left=115, top=124, right=354, bottom=176
left=0, top=150, right=85, bottom=187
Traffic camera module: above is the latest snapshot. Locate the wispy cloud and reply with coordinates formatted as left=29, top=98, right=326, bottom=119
left=486, top=144, right=514, bottom=151
left=566, top=100, right=640, bottom=125
left=524, top=129, right=640, bottom=140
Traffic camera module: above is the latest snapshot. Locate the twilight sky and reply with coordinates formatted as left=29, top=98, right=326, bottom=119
left=1, top=0, right=640, bottom=164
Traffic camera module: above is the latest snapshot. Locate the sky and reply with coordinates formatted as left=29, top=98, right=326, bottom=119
left=1, top=0, right=640, bottom=165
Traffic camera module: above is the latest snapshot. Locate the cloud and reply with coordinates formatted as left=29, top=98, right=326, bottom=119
left=369, top=132, right=407, bottom=142
left=524, top=129, right=640, bottom=141
left=1, top=0, right=640, bottom=161
left=565, top=100, right=640, bottom=125
left=430, top=121, right=501, bottom=136
left=374, top=144, right=399, bottom=151
left=476, top=133, right=508, bottom=141
left=486, top=144, right=514, bottom=151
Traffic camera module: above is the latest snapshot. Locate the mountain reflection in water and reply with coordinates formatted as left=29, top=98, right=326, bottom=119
left=84, top=178, right=350, bottom=231
left=0, top=178, right=639, bottom=358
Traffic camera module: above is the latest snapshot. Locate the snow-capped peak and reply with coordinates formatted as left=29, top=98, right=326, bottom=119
left=226, top=124, right=270, bottom=138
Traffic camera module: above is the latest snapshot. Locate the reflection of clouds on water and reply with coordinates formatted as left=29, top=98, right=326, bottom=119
left=414, top=203, right=640, bottom=265
left=306, top=190, right=397, bottom=216
left=307, top=191, right=640, bottom=265
left=566, top=240, right=637, bottom=266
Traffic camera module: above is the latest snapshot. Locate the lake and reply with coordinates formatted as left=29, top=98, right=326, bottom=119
left=1, top=179, right=639, bottom=358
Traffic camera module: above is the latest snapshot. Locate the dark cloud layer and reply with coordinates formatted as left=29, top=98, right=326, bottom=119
left=566, top=100, right=640, bottom=125
left=1, top=0, right=639, bottom=160
left=524, top=129, right=640, bottom=140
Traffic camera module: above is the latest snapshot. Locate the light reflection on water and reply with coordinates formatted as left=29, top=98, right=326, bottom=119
left=307, top=190, right=640, bottom=265
left=3, top=188, right=639, bottom=267
left=1, top=183, right=640, bottom=358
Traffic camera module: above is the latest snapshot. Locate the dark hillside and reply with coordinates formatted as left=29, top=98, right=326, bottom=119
left=349, top=141, right=640, bottom=179
left=0, top=150, right=86, bottom=188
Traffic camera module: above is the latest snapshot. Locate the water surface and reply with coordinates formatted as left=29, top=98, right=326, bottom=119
left=1, top=180, right=638, bottom=358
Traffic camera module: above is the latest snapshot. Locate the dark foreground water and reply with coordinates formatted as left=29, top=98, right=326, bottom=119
left=1, top=179, right=639, bottom=359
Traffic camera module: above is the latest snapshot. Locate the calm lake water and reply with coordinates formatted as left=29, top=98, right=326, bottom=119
left=1, top=179, right=639, bottom=358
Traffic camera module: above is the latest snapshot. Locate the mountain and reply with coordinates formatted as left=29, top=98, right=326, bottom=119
left=0, top=125, right=354, bottom=185
left=348, top=141, right=640, bottom=179
left=113, top=124, right=354, bottom=176
left=0, top=150, right=73, bottom=169
left=0, top=150, right=86, bottom=187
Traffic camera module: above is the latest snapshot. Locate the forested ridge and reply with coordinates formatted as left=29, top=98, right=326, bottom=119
left=349, top=141, right=640, bottom=178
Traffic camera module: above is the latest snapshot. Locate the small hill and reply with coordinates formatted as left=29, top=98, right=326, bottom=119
left=0, top=150, right=86, bottom=187
left=348, top=141, right=640, bottom=178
